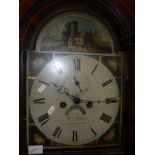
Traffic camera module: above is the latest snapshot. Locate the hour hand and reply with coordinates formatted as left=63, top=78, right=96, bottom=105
left=73, top=76, right=83, bottom=92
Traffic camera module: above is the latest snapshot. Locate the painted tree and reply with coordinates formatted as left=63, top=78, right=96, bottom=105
left=62, top=22, right=71, bottom=45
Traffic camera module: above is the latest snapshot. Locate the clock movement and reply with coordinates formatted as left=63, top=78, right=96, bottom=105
left=20, top=0, right=134, bottom=154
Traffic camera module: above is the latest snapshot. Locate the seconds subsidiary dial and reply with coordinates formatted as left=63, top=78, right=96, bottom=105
left=29, top=54, right=119, bottom=145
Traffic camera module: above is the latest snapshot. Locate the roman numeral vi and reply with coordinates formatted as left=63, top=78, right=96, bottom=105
left=72, top=130, right=78, bottom=142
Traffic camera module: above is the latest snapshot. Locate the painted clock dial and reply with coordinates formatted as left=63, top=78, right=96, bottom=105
left=29, top=54, right=119, bottom=145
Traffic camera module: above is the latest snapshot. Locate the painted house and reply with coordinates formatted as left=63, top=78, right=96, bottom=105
left=68, top=21, right=87, bottom=50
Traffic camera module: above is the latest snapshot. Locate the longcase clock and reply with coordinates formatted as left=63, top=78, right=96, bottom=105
left=20, top=0, right=135, bottom=155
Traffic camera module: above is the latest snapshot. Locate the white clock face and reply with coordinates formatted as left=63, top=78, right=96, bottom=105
left=29, top=54, right=119, bottom=145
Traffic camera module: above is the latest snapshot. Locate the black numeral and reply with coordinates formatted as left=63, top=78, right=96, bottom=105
left=33, top=98, right=45, bottom=104
left=72, top=130, right=78, bottom=142
left=52, top=126, right=62, bottom=138
left=91, top=65, right=98, bottom=74
left=38, top=113, right=50, bottom=125
left=56, top=68, right=63, bottom=74
left=102, top=79, right=113, bottom=87
left=73, top=59, right=80, bottom=70
left=90, top=127, right=97, bottom=136
left=105, top=98, right=117, bottom=104
left=100, top=113, right=112, bottom=123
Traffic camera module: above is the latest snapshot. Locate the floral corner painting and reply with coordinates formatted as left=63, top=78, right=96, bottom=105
left=36, top=12, right=115, bottom=53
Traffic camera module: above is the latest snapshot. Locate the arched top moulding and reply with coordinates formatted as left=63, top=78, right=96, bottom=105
left=20, top=0, right=134, bottom=52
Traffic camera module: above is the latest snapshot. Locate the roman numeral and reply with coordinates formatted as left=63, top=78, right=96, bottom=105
left=38, top=113, right=50, bottom=125
left=56, top=67, right=63, bottom=74
left=73, top=59, right=80, bottom=70
left=90, top=127, right=97, bottom=136
left=91, top=65, right=98, bottom=74
left=52, top=126, right=62, bottom=138
left=105, top=98, right=117, bottom=104
left=102, top=79, right=113, bottom=87
left=33, top=98, right=45, bottom=104
left=72, top=130, right=78, bottom=142
left=38, top=80, right=49, bottom=85
left=100, top=113, right=112, bottom=123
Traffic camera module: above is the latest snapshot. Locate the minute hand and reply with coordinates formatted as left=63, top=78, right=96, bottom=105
left=65, top=91, right=118, bottom=104
left=80, top=98, right=118, bottom=104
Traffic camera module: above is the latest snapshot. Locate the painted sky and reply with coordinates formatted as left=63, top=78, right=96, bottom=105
left=36, top=13, right=114, bottom=52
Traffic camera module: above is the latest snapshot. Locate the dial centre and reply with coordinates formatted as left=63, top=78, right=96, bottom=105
left=73, top=97, right=81, bottom=104
left=75, top=81, right=79, bottom=86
